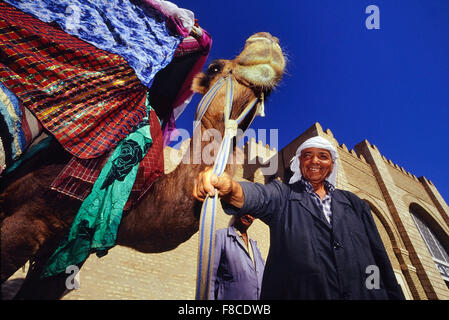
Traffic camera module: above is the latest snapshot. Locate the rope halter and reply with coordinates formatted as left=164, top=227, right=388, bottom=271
left=194, top=73, right=264, bottom=300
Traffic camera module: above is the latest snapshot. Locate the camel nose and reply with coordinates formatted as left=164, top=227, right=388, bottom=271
left=235, top=32, right=286, bottom=83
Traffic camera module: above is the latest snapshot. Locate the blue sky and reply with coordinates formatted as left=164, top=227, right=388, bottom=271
left=172, top=0, right=449, bottom=203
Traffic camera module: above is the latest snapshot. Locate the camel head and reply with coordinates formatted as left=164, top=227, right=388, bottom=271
left=191, top=32, right=286, bottom=134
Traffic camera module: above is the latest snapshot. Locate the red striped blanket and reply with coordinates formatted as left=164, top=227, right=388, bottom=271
left=50, top=107, right=164, bottom=212
left=0, top=2, right=148, bottom=159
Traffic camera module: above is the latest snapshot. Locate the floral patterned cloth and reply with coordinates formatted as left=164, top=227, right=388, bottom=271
left=42, top=100, right=154, bottom=279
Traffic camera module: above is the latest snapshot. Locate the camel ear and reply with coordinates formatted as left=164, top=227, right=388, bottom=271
left=191, top=72, right=209, bottom=95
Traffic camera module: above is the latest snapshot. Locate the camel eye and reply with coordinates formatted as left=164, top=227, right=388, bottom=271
left=207, top=62, right=223, bottom=75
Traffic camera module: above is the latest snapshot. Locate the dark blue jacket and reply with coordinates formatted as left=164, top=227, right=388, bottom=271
left=209, top=226, right=265, bottom=300
left=222, top=180, right=405, bottom=300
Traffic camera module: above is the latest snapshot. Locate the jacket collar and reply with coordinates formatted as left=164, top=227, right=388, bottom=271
left=227, top=225, right=239, bottom=238
left=300, top=177, right=335, bottom=195
left=288, top=183, right=352, bottom=230
left=288, top=183, right=329, bottom=228
left=330, top=189, right=352, bottom=206
left=329, top=189, right=352, bottom=231
left=227, top=226, right=253, bottom=257
left=288, top=180, right=337, bottom=200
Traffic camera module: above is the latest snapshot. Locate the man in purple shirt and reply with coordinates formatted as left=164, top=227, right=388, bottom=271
left=209, top=214, right=265, bottom=300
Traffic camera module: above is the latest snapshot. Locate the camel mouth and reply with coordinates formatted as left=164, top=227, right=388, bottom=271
left=234, top=32, right=286, bottom=89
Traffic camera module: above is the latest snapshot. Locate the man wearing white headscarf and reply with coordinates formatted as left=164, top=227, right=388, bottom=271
left=193, top=136, right=404, bottom=300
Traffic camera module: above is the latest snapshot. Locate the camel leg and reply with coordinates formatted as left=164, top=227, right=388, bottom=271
left=1, top=188, right=77, bottom=282
left=0, top=211, right=44, bottom=283
left=10, top=227, right=83, bottom=300
left=0, top=206, right=77, bottom=300
left=13, top=258, right=83, bottom=300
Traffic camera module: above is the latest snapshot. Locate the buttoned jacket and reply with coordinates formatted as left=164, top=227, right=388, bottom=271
left=222, top=180, right=405, bottom=300
left=209, top=226, right=265, bottom=300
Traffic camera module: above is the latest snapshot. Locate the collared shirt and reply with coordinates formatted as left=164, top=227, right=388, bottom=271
left=234, top=227, right=256, bottom=267
left=300, top=177, right=335, bottom=225
left=210, top=227, right=265, bottom=300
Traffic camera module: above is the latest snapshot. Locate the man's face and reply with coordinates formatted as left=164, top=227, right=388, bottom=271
left=299, top=147, right=333, bottom=185
left=237, top=214, right=255, bottom=229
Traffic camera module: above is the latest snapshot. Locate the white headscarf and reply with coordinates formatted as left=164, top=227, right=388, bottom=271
left=289, top=136, right=338, bottom=186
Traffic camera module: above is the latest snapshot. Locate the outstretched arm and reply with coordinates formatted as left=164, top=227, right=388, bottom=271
left=193, top=167, right=286, bottom=225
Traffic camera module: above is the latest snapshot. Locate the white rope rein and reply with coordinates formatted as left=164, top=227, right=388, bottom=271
left=194, top=74, right=264, bottom=300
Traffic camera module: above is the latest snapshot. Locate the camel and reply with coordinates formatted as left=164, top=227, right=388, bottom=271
left=0, top=32, right=286, bottom=299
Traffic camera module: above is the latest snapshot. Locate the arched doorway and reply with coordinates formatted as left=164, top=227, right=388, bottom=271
left=365, top=202, right=413, bottom=299
left=410, top=204, right=449, bottom=290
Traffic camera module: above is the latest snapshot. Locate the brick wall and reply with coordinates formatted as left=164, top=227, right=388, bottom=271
left=265, top=122, right=449, bottom=299
left=3, top=123, right=449, bottom=300
left=57, top=193, right=270, bottom=300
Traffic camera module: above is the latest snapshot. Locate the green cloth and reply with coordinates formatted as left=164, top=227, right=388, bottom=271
left=41, top=101, right=153, bottom=279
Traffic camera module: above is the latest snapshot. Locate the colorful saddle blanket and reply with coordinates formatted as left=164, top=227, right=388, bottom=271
left=50, top=106, right=164, bottom=214
left=0, top=1, right=211, bottom=164
left=0, top=1, right=165, bottom=159
left=4, top=0, right=183, bottom=89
